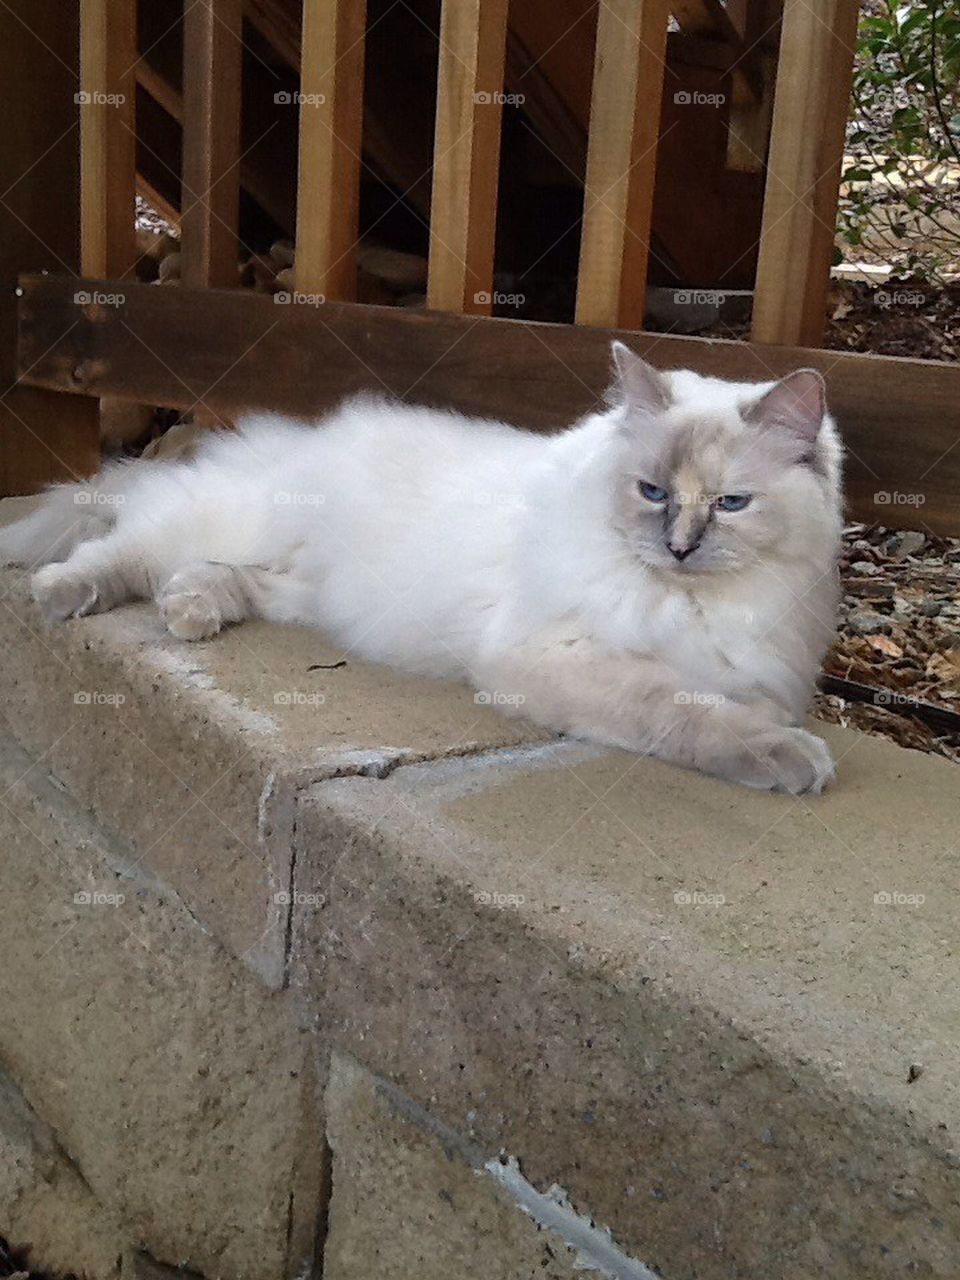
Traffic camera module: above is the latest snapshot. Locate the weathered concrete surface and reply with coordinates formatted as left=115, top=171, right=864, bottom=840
left=292, top=732, right=960, bottom=1279
left=323, top=1052, right=585, bottom=1280
left=0, top=1066, right=124, bottom=1279
left=0, top=498, right=547, bottom=984
left=0, top=724, right=317, bottom=1280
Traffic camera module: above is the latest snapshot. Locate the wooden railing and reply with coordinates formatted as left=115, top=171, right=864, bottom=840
left=77, top=0, right=858, bottom=345
left=15, top=0, right=960, bottom=532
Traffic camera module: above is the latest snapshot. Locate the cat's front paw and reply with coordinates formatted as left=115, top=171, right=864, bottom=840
left=724, top=725, right=834, bottom=795
left=159, top=589, right=222, bottom=641
left=31, top=564, right=99, bottom=622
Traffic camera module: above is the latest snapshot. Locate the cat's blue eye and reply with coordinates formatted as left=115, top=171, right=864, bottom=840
left=716, top=494, right=752, bottom=512
left=639, top=481, right=669, bottom=503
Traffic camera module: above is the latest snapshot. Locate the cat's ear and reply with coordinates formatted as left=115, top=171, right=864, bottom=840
left=610, top=341, right=670, bottom=418
left=745, top=368, right=826, bottom=443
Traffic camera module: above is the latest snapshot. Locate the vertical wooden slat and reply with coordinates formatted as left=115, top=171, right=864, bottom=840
left=181, top=0, right=243, bottom=289
left=295, top=0, right=367, bottom=299
left=750, top=0, right=858, bottom=347
left=575, top=0, right=669, bottom=329
left=79, top=0, right=138, bottom=278
left=426, top=0, right=509, bottom=316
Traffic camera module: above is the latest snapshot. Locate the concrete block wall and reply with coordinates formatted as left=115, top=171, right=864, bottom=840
left=1, top=520, right=959, bottom=1280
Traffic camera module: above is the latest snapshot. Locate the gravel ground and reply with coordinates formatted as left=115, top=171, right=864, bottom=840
left=664, top=276, right=960, bottom=363
left=815, top=523, right=960, bottom=763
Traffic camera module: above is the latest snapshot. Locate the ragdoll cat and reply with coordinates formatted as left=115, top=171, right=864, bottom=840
left=0, top=342, right=843, bottom=793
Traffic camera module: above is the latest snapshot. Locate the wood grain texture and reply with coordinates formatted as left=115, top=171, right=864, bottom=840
left=17, top=276, right=960, bottom=535
left=427, top=0, right=510, bottom=315
left=751, top=0, right=858, bottom=346
left=79, top=0, right=137, bottom=278
left=181, top=0, right=243, bottom=288
left=0, top=2, right=99, bottom=493
left=575, top=0, right=670, bottom=329
left=295, top=0, right=367, bottom=299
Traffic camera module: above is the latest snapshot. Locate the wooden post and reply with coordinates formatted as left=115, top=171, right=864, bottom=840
left=751, top=0, right=858, bottom=347
left=295, top=0, right=367, bottom=299
left=181, top=0, right=243, bottom=289
left=426, top=0, right=509, bottom=316
left=79, top=0, right=137, bottom=278
left=575, top=0, right=670, bottom=329
left=0, top=0, right=100, bottom=493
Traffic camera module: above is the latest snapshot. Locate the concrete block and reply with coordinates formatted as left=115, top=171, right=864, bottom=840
left=0, top=1066, right=124, bottom=1279
left=323, top=1052, right=587, bottom=1280
left=0, top=726, right=318, bottom=1280
left=292, top=732, right=960, bottom=1279
left=0, top=515, right=548, bottom=986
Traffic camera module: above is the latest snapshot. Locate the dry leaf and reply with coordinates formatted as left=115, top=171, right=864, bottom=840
left=866, top=634, right=903, bottom=659
left=925, top=651, right=960, bottom=682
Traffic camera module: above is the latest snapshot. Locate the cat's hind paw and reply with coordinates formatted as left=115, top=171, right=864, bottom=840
left=31, top=564, right=99, bottom=622
left=725, top=726, right=835, bottom=795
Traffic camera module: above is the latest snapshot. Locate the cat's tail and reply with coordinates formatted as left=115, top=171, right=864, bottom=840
left=0, top=460, right=137, bottom=568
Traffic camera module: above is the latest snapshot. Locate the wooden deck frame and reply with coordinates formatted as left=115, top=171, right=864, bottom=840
left=79, top=0, right=138, bottom=278
left=0, top=2, right=100, bottom=494
left=427, top=0, right=510, bottom=316
left=576, top=0, right=670, bottom=329
left=295, top=0, right=368, bottom=299
left=751, top=0, right=859, bottom=346
left=17, top=275, right=960, bottom=538
left=181, top=0, right=243, bottom=289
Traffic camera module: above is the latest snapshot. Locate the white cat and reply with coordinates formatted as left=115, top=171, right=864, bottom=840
left=1, top=343, right=842, bottom=793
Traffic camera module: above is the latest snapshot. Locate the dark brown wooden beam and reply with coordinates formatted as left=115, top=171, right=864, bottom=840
left=16, top=275, right=960, bottom=537
left=0, top=5, right=100, bottom=495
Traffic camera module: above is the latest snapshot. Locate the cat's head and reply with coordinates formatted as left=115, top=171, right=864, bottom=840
left=606, top=342, right=842, bottom=575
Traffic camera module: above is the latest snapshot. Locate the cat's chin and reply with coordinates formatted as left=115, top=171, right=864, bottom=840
left=632, top=547, right=742, bottom=577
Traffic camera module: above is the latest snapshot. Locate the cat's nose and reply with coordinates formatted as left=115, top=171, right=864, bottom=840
left=668, top=541, right=699, bottom=562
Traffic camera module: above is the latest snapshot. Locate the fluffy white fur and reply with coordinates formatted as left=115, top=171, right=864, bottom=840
left=1, top=343, right=843, bottom=793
